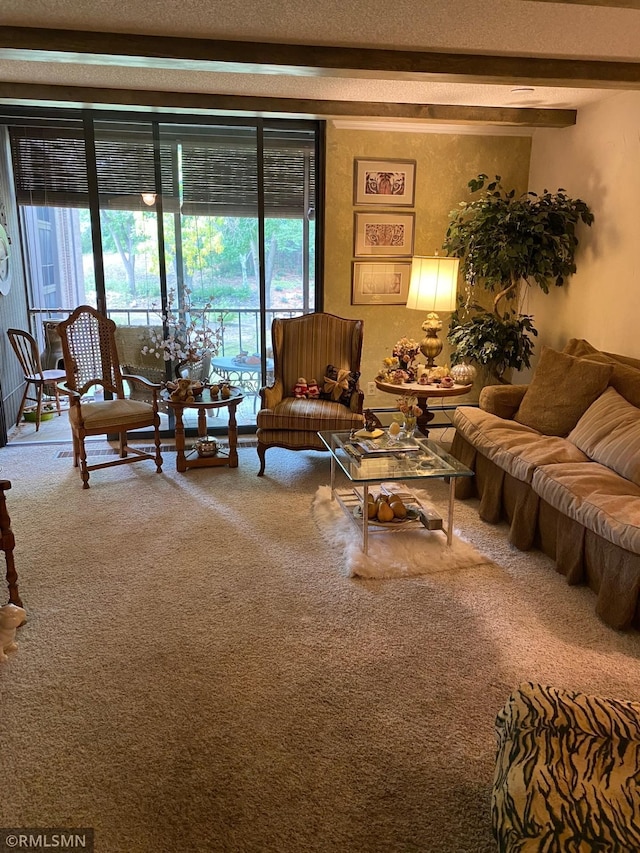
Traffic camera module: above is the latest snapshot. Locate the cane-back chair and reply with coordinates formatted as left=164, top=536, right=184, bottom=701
left=57, top=305, right=163, bottom=489
left=7, top=328, right=66, bottom=431
left=256, top=312, right=364, bottom=476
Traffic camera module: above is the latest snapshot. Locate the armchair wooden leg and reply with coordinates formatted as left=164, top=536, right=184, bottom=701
left=78, top=439, right=90, bottom=489
left=153, top=416, right=163, bottom=473
left=257, top=442, right=267, bottom=477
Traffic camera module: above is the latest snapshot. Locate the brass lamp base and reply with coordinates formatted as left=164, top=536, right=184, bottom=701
left=419, top=312, right=444, bottom=368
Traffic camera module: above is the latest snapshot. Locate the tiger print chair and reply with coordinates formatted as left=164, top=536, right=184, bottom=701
left=492, top=682, right=640, bottom=851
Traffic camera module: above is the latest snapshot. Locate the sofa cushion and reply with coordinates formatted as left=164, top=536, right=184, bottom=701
left=568, top=387, right=640, bottom=486
left=454, top=406, right=590, bottom=484
left=562, top=337, right=600, bottom=358
left=532, top=461, right=640, bottom=554
left=575, top=351, right=640, bottom=408
left=514, top=346, right=613, bottom=436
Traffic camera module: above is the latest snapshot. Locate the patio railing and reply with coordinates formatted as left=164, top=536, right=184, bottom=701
left=28, top=306, right=305, bottom=360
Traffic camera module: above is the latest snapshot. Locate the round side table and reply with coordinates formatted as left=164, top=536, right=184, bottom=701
left=374, top=378, right=473, bottom=436
left=164, top=386, right=244, bottom=472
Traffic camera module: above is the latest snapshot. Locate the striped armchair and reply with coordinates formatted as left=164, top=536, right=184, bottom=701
left=256, top=313, right=365, bottom=476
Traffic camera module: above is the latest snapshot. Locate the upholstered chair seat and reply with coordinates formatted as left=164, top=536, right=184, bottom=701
left=67, top=398, right=158, bottom=430
left=257, top=396, right=363, bottom=432
left=256, top=312, right=364, bottom=475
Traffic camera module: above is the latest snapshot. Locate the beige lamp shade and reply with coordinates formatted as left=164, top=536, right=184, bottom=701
left=406, top=255, right=459, bottom=313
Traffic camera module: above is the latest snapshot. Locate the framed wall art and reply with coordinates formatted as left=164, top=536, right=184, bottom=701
left=353, top=158, right=416, bottom=207
left=353, top=211, right=415, bottom=257
left=351, top=261, right=412, bottom=305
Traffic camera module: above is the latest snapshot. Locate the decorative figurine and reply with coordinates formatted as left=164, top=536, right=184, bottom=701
left=169, top=377, right=195, bottom=404
left=363, top=409, right=383, bottom=432
left=0, top=603, right=26, bottom=662
left=221, top=383, right=232, bottom=399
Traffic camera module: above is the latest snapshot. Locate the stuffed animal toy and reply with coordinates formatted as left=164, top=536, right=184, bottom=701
left=306, top=379, right=320, bottom=399
left=169, top=378, right=195, bottom=404
left=293, top=378, right=308, bottom=398
left=0, top=603, right=27, bottom=662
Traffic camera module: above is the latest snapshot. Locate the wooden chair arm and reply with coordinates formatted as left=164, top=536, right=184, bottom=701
left=57, top=381, right=81, bottom=400
left=121, top=372, right=162, bottom=390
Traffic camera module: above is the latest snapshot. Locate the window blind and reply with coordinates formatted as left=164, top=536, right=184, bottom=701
left=178, top=131, right=316, bottom=219
left=10, top=123, right=316, bottom=218
left=9, top=125, right=177, bottom=210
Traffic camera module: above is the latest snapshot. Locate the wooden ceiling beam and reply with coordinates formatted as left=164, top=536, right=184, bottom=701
left=0, top=26, right=639, bottom=89
left=0, top=82, right=577, bottom=126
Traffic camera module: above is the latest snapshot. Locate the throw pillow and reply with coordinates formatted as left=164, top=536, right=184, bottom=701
left=320, top=364, right=360, bottom=407
left=562, top=338, right=600, bottom=358
left=568, top=387, right=640, bottom=486
left=514, top=346, right=613, bottom=436
left=578, top=351, right=640, bottom=408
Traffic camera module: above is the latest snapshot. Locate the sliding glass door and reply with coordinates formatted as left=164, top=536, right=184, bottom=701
left=7, top=112, right=321, bottom=427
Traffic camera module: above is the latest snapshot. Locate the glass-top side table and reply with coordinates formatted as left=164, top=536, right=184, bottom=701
left=317, top=429, right=474, bottom=554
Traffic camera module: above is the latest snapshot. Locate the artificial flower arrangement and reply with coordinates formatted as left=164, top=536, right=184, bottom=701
left=396, top=395, right=423, bottom=419
left=141, top=286, right=224, bottom=370
left=376, top=337, right=453, bottom=386
left=392, top=337, right=421, bottom=367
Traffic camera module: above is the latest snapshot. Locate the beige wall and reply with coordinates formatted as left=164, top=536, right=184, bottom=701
left=526, top=91, right=640, bottom=371
left=323, top=122, right=531, bottom=407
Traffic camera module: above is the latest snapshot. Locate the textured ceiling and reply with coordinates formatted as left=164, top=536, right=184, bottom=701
left=0, top=0, right=639, bottom=116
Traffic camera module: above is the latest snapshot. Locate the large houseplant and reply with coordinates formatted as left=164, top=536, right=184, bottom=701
left=444, top=174, right=594, bottom=382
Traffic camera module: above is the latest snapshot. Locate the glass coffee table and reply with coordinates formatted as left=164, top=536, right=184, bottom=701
left=318, top=429, right=474, bottom=554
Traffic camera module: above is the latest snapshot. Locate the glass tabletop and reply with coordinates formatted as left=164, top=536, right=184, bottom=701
left=317, top=429, right=474, bottom=484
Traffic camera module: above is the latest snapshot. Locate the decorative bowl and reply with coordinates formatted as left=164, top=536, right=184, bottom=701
left=24, top=409, right=56, bottom=422
left=195, top=437, right=218, bottom=458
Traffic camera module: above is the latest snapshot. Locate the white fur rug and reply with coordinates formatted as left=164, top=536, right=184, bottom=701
left=311, top=484, right=493, bottom=579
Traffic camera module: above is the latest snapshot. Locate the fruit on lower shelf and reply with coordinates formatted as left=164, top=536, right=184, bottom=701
left=376, top=501, right=395, bottom=523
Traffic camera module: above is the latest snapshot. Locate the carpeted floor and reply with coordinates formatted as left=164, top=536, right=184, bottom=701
left=2, top=442, right=640, bottom=853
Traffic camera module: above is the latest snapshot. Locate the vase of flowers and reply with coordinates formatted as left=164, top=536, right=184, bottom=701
left=141, top=287, right=224, bottom=382
left=391, top=337, right=421, bottom=380
left=397, top=395, right=422, bottom=437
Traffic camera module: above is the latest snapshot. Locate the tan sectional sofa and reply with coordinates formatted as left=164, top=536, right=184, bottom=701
left=451, top=339, right=640, bottom=630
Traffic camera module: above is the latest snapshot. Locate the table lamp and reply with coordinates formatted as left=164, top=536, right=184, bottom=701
left=405, top=255, right=459, bottom=367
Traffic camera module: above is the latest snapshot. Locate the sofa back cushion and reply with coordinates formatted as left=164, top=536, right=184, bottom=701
left=514, top=346, right=612, bottom=436
left=564, top=338, right=640, bottom=373
left=568, top=386, right=640, bottom=486
left=565, top=349, right=640, bottom=409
